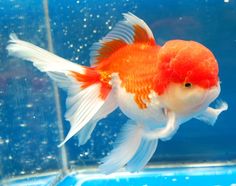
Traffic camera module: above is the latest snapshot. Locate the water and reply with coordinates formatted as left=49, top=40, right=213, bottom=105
left=0, top=0, right=236, bottom=185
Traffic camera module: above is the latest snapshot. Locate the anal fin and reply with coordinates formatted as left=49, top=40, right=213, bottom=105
left=58, top=69, right=115, bottom=147
left=99, top=120, right=143, bottom=174
left=58, top=84, right=105, bottom=147
left=77, top=90, right=117, bottom=146
left=126, top=138, right=158, bottom=172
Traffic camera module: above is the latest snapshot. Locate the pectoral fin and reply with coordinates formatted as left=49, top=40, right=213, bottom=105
left=195, top=100, right=228, bottom=126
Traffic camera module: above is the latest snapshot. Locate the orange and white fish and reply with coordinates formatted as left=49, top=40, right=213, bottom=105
left=7, top=13, right=228, bottom=174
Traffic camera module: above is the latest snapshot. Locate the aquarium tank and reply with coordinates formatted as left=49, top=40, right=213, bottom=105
left=0, top=0, right=236, bottom=185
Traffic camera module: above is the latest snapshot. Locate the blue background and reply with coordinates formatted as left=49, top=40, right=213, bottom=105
left=0, top=0, right=235, bottom=181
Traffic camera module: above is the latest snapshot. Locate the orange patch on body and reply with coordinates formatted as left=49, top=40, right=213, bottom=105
left=84, top=22, right=159, bottom=108
left=70, top=68, right=111, bottom=100
left=97, top=43, right=160, bottom=109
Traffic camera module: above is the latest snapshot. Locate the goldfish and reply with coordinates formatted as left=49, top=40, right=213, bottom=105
left=7, top=13, right=228, bottom=174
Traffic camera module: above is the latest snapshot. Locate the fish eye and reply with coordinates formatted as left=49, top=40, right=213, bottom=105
left=184, top=82, right=192, bottom=88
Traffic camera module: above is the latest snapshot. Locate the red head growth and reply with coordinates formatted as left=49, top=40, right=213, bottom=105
left=154, top=40, right=219, bottom=94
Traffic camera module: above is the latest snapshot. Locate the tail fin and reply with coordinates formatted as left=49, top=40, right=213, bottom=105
left=7, top=34, right=114, bottom=147
left=7, top=34, right=84, bottom=78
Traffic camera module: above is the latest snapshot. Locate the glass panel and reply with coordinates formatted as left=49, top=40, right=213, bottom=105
left=0, top=0, right=62, bottom=181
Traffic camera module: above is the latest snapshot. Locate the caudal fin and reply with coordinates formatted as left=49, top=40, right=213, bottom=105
left=7, top=34, right=84, bottom=78
left=7, top=34, right=115, bottom=147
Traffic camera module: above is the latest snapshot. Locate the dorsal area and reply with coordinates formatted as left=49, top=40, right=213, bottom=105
left=88, top=13, right=159, bottom=109
left=97, top=43, right=160, bottom=109
left=89, top=13, right=157, bottom=67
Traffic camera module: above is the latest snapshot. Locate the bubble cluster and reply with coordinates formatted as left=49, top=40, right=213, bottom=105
left=0, top=0, right=140, bottom=180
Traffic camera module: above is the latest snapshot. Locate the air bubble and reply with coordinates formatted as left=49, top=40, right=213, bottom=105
left=19, top=123, right=27, bottom=127
left=172, top=178, right=177, bottom=182
left=20, top=171, right=26, bottom=175
left=0, top=139, right=4, bottom=145
left=41, top=140, right=48, bottom=145
left=36, top=167, right=42, bottom=171
left=46, top=155, right=53, bottom=159
left=26, top=103, right=33, bottom=108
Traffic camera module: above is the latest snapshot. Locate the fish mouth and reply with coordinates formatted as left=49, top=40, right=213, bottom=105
left=192, top=84, right=220, bottom=112
left=192, top=91, right=208, bottom=111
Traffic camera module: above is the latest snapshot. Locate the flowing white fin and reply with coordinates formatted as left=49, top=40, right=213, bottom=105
left=195, top=100, right=228, bottom=126
left=7, top=34, right=84, bottom=85
left=7, top=34, right=114, bottom=147
left=77, top=91, right=117, bottom=146
left=99, top=120, right=143, bottom=174
left=77, top=121, right=97, bottom=146
left=59, top=83, right=106, bottom=147
left=126, top=138, right=158, bottom=172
